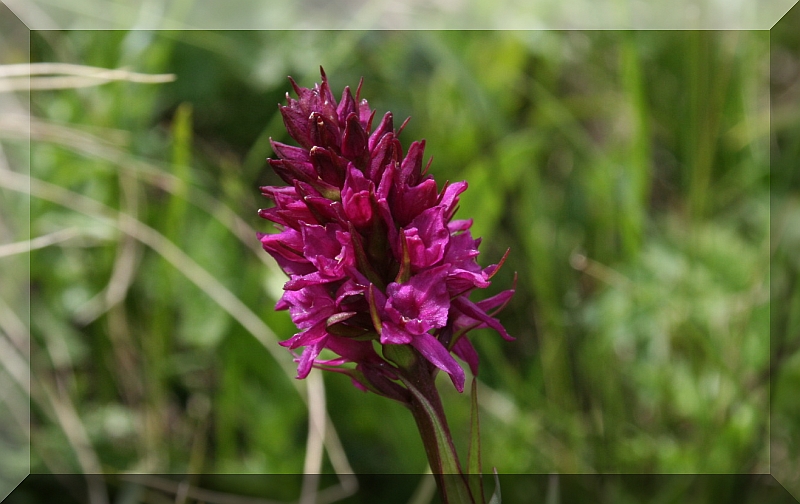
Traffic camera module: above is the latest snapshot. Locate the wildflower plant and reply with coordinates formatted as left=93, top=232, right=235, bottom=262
left=258, top=68, right=513, bottom=503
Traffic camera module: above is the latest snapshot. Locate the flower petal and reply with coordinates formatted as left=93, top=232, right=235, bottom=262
left=452, top=296, right=514, bottom=341
left=410, top=332, right=466, bottom=392
left=380, top=321, right=413, bottom=345
left=452, top=336, right=479, bottom=376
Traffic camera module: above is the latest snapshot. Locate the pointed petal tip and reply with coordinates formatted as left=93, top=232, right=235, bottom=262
left=453, top=374, right=465, bottom=393
left=356, top=77, right=364, bottom=101
left=397, top=116, right=411, bottom=136
left=287, top=76, right=303, bottom=96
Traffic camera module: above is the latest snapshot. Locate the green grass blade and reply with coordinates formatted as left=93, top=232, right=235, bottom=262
left=467, top=377, right=484, bottom=503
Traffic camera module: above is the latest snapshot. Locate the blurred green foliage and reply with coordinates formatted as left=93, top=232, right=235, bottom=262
left=2, top=21, right=798, bottom=503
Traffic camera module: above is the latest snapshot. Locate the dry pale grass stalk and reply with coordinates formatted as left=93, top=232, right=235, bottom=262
left=40, top=376, right=109, bottom=504
left=0, top=228, right=81, bottom=257
left=0, top=63, right=175, bottom=92
left=569, top=250, right=632, bottom=289
left=297, top=372, right=359, bottom=504
left=299, top=371, right=326, bottom=504
left=74, top=173, right=143, bottom=325
left=0, top=332, right=30, bottom=397
left=0, top=329, right=31, bottom=449
left=0, top=295, right=29, bottom=355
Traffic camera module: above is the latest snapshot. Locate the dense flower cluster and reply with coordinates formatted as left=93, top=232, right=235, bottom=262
left=258, top=69, right=513, bottom=396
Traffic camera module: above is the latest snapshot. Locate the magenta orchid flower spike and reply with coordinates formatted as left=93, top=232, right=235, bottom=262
left=258, top=68, right=512, bottom=503
left=258, top=68, right=513, bottom=394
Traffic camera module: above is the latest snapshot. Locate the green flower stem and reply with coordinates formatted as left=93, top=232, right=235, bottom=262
left=399, top=360, right=477, bottom=504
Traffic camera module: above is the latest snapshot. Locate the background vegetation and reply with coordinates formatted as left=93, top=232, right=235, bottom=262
left=0, top=19, right=798, bottom=504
